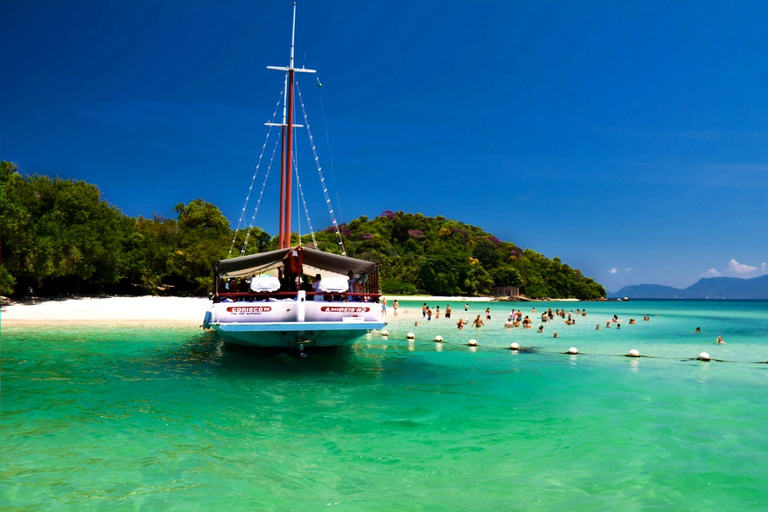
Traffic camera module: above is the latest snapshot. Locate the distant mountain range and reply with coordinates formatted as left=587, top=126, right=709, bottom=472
left=609, top=274, right=768, bottom=299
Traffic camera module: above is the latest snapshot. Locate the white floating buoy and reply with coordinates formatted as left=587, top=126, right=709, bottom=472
left=628, top=349, right=640, bottom=357
left=698, top=352, right=711, bottom=361
left=381, top=330, right=389, bottom=337
left=510, top=342, right=520, bottom=350
left=406, top=333, right=415, bottom=340
left=567, top=347, right=579, bottom=354
left=468, top=339, right=478, bottom=346
left=434, top=335, right=444, bottom=343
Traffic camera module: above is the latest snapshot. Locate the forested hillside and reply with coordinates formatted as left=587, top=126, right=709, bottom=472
left=297, top=211, right=605, bottom=299
left=0, top=162, right=605, bottom=299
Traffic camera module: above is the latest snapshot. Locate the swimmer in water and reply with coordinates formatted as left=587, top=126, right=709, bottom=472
left=717, top=335, right=726, bottom=344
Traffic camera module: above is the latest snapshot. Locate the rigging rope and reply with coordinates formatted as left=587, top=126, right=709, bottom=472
left=295, top=82, right=346, bottom=255
left=228, top=89, right=285, bottom=258
left=291, top=143, right=318, bottom=248
left=240, top=137, right=280, bottom=255
left=317, top=84, right=344, bottom=234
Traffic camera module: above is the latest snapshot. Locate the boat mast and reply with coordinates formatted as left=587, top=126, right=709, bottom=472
left=278, top=78, right=287, bottom=248
left=267, top=2, right=315, bottom=249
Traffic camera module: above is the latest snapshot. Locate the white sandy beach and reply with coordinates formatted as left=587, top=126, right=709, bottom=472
left=0, top=296, right=212, bottom=326
left=0, top=295, right=494, bottom=326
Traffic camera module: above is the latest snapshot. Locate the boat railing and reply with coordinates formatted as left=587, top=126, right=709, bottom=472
left=213, top=291, right=380, bottom=303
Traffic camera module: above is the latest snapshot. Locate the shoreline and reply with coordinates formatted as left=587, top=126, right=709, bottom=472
left=0, top=295, right=492, bottom=327
left=1, top=296, right=211, bottom=327
left=0, top=294, right=586, bottom=327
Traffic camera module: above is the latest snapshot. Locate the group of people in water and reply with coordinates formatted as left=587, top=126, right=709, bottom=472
left=420, top=303, right=454, bottom=321
left=416, top=305, right=593, bottom=332
left=405, top=303, right=728, bottom=344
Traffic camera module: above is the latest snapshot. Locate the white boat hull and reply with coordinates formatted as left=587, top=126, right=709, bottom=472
left=204, top=293, right=386, bottom=348
left=208, top=321, right=385, bottom=348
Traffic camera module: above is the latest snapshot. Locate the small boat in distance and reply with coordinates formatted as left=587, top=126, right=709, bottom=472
left=203, top=4, right=385, bottom=349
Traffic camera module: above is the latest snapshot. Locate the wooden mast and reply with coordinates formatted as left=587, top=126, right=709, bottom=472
left=278, top=78, right=287, bottom=248
left=267, top=2, right=315, bottom=249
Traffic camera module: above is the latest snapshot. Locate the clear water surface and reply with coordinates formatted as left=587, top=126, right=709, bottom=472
left=2, top=300, right=768, bottom=510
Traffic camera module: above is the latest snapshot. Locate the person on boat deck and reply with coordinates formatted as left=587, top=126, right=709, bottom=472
left=312, top=274, right=322, bottom=292
left=237, top=278, right=251, bottom=301
left=300, top=276, right=314, bottom=292
left=347, top=270, right=364, bottom=300
left=280, top=271, right=299, bottom=292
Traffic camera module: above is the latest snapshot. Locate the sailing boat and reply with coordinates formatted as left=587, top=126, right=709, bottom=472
left=202, top=4, right=386, bottom=349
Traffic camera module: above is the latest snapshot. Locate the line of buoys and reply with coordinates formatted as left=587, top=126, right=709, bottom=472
left=384, top=336, right=768, bottom=363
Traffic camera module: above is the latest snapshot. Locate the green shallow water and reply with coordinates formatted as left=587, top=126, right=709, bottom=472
left=2, top=300, right=768, bottom=510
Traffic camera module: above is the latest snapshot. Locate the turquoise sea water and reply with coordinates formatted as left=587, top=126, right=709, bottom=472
left=2, top=300, right=768, bottom=511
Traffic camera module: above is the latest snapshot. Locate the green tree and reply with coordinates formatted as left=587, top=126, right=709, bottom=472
left=170, top=199, right=232, bottom=293
left=0, top=162, right=139, bottom=294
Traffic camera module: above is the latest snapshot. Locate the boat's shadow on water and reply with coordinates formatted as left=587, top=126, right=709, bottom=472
left=165, top=330, right=381, bottom=378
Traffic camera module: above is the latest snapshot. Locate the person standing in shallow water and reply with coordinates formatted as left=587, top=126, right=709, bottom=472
left=472, top=315, right=484, bottom=328
left=445, top=305, right=451, bottom=319
left=393, top=299, right=398, bottom=316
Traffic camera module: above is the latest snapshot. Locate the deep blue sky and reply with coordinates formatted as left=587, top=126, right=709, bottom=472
left=3, top=1, right=768, bottom=292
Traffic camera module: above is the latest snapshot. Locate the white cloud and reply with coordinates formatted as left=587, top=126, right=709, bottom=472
left=728, top=259, right=757, bottom=275
left=706, top=259, right=768, bottom=279
left=608, top=268, right=617, bottom=274
left=624, top=267, right=633, bottom=272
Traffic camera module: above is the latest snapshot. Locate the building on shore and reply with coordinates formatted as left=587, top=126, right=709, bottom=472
left=490, top=287, right=520, bottom=299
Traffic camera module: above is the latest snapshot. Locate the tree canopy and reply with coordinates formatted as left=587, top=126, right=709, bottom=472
left=295, top=210, right=605, bottom=299
left=0, top=162, right=604, bottom=299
